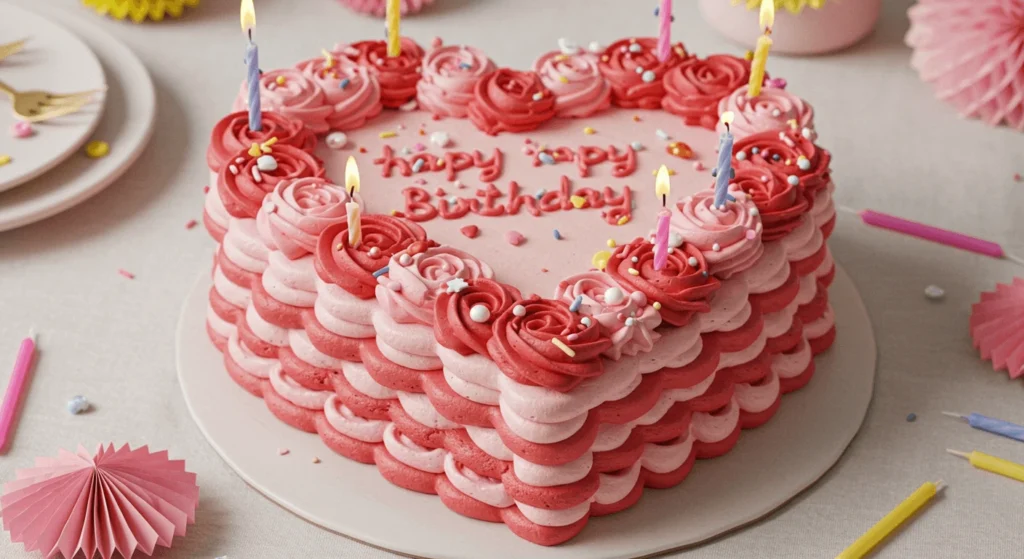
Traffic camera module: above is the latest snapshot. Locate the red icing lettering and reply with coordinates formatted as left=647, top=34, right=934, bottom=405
left=439, top=197, right=474, bottom=220
left=505, top=181, right=541, bottom=217
left=575, top=187, right=605, bottom=209
left=402, top=187, right=439, bottom=222
left=578, top=146, right=609, bottom=178
left=375, top=145, right=412, bottom=177
left=411, top=153, right=440, bottom=174
left=444, top=151, right=475, bottom=181
left=607, top=145, right=637, bottom=178
left=603, top=186, right=633, bottom=225
left=476, top=184, right=506, bottom=217
left=540, top=176, right=574, bottom=212
left=472, top=149, right=504, bottom=183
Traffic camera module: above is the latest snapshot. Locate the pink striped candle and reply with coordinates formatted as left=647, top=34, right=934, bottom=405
left=0, top=330, right=37, bottom=452
left=657, top=0, right=673, bottom=63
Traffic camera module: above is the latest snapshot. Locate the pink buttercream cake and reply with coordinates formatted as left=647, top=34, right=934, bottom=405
left=200, top=36, right=837, bottom=546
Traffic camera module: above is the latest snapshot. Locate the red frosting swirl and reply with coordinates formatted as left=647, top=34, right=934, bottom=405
left=435, top=278, right=522, bottom=356
left=206, top=111, right=315, bottom=173
left=487, top=296, right=613, bottom=392
left=467, top=68, right=557, bottom=135
left=218, top=144, right=325, bottom=220
left=730, top=166, right=809, bottom=242
left=734, top=129, right=832, bottom=197
left=605, top=240, right=721, bottom=327
left=345, top=38, right=425, bottom=108
left=598, top=37, right=690, bottom=109
left=662, top=54, right=753, bottom=130
left=314, top=215, right=428, bottom=300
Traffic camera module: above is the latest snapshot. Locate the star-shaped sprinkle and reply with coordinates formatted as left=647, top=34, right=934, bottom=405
left=446, top=277, right=469, bottom=293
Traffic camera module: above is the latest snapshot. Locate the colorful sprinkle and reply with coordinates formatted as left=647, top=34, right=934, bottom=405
left=379, top=131, right=398, bottom=139
left=11, top=121, right=33, bottom=138
left=617, top=215, right=631, bottom=226
left=655, top=129, right=670, bottom=140
left=667, top=141, right=693, bottom=160
left=532, top=92, right=544, bottom=101
left=506, top=230, right=526, bottom=246
left=559, top=75, right=570, bottom=84
left=67, top=395, right=89, bottom=415
left=312, top=457, right=321, bottom=464
left=1015, top=173, right=1022, bottom=182
left=538, top=152, right=555, bottom=165
left=630, top=141, right=644, bottom=151
left=628, top=268, right=640, bottom=276
left=744, top=50, right=754, bottom=61
left=906, top=413, right=917, bottom=422
left=0, top=155, right=10, bottom=167
left=534, top=189, right=546, bottom=200
left=583, top=126, right=595, bottom=135
left=632, top=115, right=642, bottom=122
left=592, top=250, right=612, bottom=270
left=693, top=161, right=706, bottom=171
left=118, top=269, right=135, bottom=279
left=570, top=195, right=587, bottom=209
left=924, top=285, right=945, bottom=300
left=414, top=142, right=427, bottom=152
left=278, top=448, right=290, bottom=456
left=607, top=239, right=616, bottom=248
left=569, top=295, right=583, bottom=312
left=185, top=219, right=198, bottom=230
left=567, top=333, right=579, bottom=342
left=275, top=75, right=286, bottom=85
left=372, top=266, right=390, bottom=278
left=412, top=159, right=425, bottom=173
left=85, top=141, right=110, bottom=159
left=551, top=338, right=576, bottom=358
left=653, top=302, right=662, bottom=310
left=553, top=229, right=563, bottom=240
left=339, top=78, right=351, bottom=89
left=203, top=186, right=210, bottom=194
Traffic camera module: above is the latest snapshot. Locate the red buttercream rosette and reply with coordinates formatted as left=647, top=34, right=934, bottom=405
left=314, top=214, right=428, bottom=300
left=345, top=38, right=425, bottom=108
left=605, top=240, right=721, bottom=327
left=598, top=37, right=690, bottom=109
left=487, top=296, right=612, bottom=392
left=435, top=278, right=522, bottom=356
left=218, top=144, right=325, bottom=220
left=206, top=111, right=316, bottom=173
left=467, top=68, right=557, bottom=135
left=730, top=166, right=809, bottom=242
left=734, top=129, right=832, bottom=197
left=663, top=54, right=753, bottom=130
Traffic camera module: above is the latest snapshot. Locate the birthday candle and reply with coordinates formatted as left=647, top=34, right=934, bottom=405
left=748, top=0, right=774, bottom=98
left=0, top=330, right=37, bottom=452
left=947, top=449, right=1024, bottom=483
left=345, top=156, right=362, bottom=248
left=712, top=111, right=735, bottom=209
left=836, top=481, right=944, bottom=559
left=943, top=412, right=1024, bottom=443
left=240, top=0, right=261, bottom=132
left=654, top=165, right=671, bottom=271
left=386, top=0, right=401, bottom=58
left=657, top=0, right=673, bottom=63
left=858, top=210, right=1006, bottom=259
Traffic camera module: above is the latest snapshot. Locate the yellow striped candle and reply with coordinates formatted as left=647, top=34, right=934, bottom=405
left=386, top=0, right=401, bottom=57
left=748, top=0, right=774, bottom=97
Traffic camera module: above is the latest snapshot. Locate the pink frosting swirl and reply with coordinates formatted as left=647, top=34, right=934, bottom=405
left=296, top=54, right=383, bottom=131
left=532, top=50, right=611, bottom=118
left=662, top=54, right=753, bottom=130
left=234, top=68, right=332, bottom=134
left=256, top=177, right=357, bottom=259
left=416, top=44, right=496, bottom=118
left=672, top=189, right=765, bottom=278
left=376, top=247, right=494, bottom=325
left=717, top=85, right=815, bottom=139
left=554, top=272, right=662, bottom=361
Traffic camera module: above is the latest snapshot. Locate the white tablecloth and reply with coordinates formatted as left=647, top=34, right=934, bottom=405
left=1, top=0, right=1022, bottom=557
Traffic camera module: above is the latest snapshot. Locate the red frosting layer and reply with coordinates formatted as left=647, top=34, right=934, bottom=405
left=314, top=215, right=428, bottom=300
left=605, top=240, right=720, bottom=327
left=218, top=144, right=325, bottom=220
left=734, top=129, right=832, bottom=198
left=435, top=278, right=522, bottom=356
left=206, top=111, right=316, bottom=173
left=467, top=68, right=557, bottom=135
left=731, top=166, right=809, bottom=242
left=487, top=296, right=612, bottom=392
left=598, top=37, right=690, bottom=109
left=663, top=55, right=753, bottom=130
left=346, top=38, right=425, bottom=108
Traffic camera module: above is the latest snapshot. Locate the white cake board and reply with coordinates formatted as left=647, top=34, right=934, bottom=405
left=0, top=2, right=155, bottom=232
left=0, top=1, right=107, bottom=193
left=176, top=264, right=876, bottom=559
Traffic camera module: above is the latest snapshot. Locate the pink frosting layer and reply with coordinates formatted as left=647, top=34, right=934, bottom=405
left=234, top=69, right=333, bottom=134
left=673, top=189, right=764, bottom=279
left=717, top=85, right=815, bottom=139
left=417, top=44, right=497, bottom=119
left=533, top=50, right=612, bottom=118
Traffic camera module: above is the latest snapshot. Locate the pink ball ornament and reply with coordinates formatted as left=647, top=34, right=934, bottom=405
left=336, top=0, right=434, bottom=17
left=906, top=0, right=1024, bottom=131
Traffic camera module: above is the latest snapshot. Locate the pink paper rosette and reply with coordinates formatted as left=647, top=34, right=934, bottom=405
left=970, top=278, right=1024, bottom=378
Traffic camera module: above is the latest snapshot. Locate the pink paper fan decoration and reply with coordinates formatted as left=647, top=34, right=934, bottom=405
left=1, top=444, right=199, bottom=559
left=906, top=0, right=1024, bottom=131
left=970, top=278, right=1024, bottom=379
left=337, top=0, right=434, bottom=17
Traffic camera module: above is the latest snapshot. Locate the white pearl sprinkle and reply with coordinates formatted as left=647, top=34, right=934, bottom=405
left=399, top=254, right=412, bottom=266
left=635, top=66, right=644, bottom=74
left=256, top=155, right=278, bottom=172
left=669, top=232, right=684, bottom=248
left=798, top=157, right=812, bottom=171
left=469, top=304, right=491, bottom=323
left=736, top=151, right=748, bottom=161
left=604, top=287, right=625, bottom=306
left=787, top=175, right=800, bottom=186
left=512, top=304, right=526, bottom=317
left=630, top=141, right=644, bottom=151
left=581, top=317, right=593, bottom=327
left=688, top=257, right=699, bottom=267
left=641, top=70, right=656, bottom=83
left=368, top=247, right=381, bottom=258
left=924, top=285, right=945, bottom=300
left=771, top=109, right=781, bottom=117
left=625, top=317, right=636, bottom=327
left=631, top=256, right=639, bottom=263
left=712, top=243, right=721, bottom=252
left=629, top=43, right=643, bottom=53
left=326, top=132, right=348, bottom=150
left=750, top=208, right=760, bottom=216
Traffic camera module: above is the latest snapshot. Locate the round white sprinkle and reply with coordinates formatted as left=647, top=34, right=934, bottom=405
left=256, top=154, right=279, bottom=172
left=326, top=132, right=348, bottom=150
left=641, top=70, right=656, bottom=83
left=557, top=37, right=578, bottom=55
left=469, top=304, right=491, bottom=323
left=688, top=257, right=699, bottom=267
left=787, top=175, right=800, bottom=186
left=512, top=305, right=527, bottom=317
left=399, top=253, right=412, bottom=266
left=924, top=285, right=945, bottom=300
left=750, top=208, right=760, bottom=216
left=629, top=42, right=643, bottom=53
left=430, top=131, right=451, bottom=148
left=588, top=41, right=602, bottom=53
left=771, top=109, right=781, bottom=118
left=798, top=158, right=812, bottom=171
left=802, top=127, right=814, bottom=139
left=604, top=287, right=625, bottom=306
left=736, top=151, right=747, bottom=161
left=669, top=232, right=684, bottom=248
left=635, top=66, right=644, bottom=74
left=751, top=147, right=760, bottom=154
left=625, top=317, right=636, bottom=327
left=368, top=247, right=381, bottom=258
left=712, top=243, right=721, bottom=252
left=631, top=256, right=639, bottom=263
left=581, top=317, right=593, bottom=327
left=630, top=141, right=644, bottom=151
left=67, top=395, right=90, bottom=415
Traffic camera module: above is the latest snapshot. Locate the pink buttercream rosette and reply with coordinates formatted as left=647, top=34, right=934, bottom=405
left=1, top=444, right=199, bottom=559
left=296, top=53, right=384, bottom=130
left=717, top=84, right=815, bottom=139
left=533, top=49, right=612, bottom=118
left=256, top=177, right=360, bottom=260
left=376, top=246, right=494, bottom=325
left=234, top=68, right=333, bottom=134
left=906, top=0, right=1024, bottom=131
left=336, top=0, right=433, bottom=16
left=555, top=272, right=662, bottom=360
left=416, top=44, right=497, bottom=118
left=672, top=188, right=765, bottom=279
left=970, top=278, right=1024, bottom=379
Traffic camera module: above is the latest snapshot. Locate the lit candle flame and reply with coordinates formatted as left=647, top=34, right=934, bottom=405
left=720, top=111, right=735, bottom=126
left=345, top=156, right=360, bottom=195
left=759, top=0, right=775, bottom=31
left=240, top=0, right=255, bottom=33
left=655, top=165, right=671, bottom=204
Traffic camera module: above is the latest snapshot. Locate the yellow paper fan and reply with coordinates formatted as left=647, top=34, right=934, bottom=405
left=82, top=0, right=200, bottom=23
left=734, top=0, right=827, bottom=15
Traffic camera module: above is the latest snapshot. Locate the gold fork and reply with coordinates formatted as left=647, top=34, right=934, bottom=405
left=0, top=39, right=27, bottom=62
left=0, top=81, right=102, bottom=123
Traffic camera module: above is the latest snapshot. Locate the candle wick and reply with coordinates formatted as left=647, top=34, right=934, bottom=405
left=662, top=194, right=667, bottom=207
left=941, top=411, right=967, bottom=421
left=945, top=449, right=970, bottom=460
left=933, top=480, right=947, bottom=492
left=724, top=122, right=730, bottom=133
